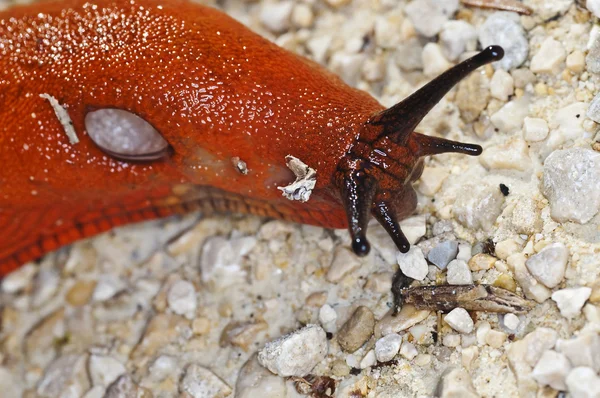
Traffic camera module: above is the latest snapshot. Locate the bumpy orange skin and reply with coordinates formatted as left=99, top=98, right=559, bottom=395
left=0, top=0, right=387, bottom=275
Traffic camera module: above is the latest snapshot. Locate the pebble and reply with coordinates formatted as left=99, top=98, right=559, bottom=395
left=443, top=334, right=461, bottom=348
left=376, top=305, right=430, bottom=336
left=454, top=183, right=504, bottom=231
left=375, top=333, right=402, bottom=362
left=523, top=117, right=549, bottom=142
left=104, top=375, right=151, bottom=398
left=395, top=37, right=424, bottom=71
left=588, top=93, right=600, bottom=124
left=588, top=0, right=600, bottom=18
left=400, top=341, right=418, bottom=360
left=359, top=350, right=377, bottom=369
left=148, top=355, right=179, bottom=382
left=527, top=0, right=573, bottom=20
left=478, top=12, right=528, bottom=70
left=462, top=346, right=479, bottom=370
left=258, top=324, right=328, bottom=376
left=489, top=96, right=530, bottom=134
left=485, top=330, right=507, bottom=348
left=219, top=320, right=268, bottom=351
left=200, top=236, right=257, bottom=291
left=496, top=239, right=521, bottom=260
left=235, top=355, right=287, bottom=398
left=179, top=364, right=232, bottom=398
left=439, top=20, right=477, bottom=61
left=2, top=263, right=36, bottom=293
left=397, top=247, right=428, bottom=281
left=436, top=368, right=478, bottom=398
left=337, top=306, right=375, bottom=353
left=131, top=313, right=189, bottom=360
left=92, top=275, right=125, bottom=302
left=374, top=11, right=404, bottom=49
left=82, top=386, right=104, bottom=398
left=566, top=50, right=586, bottom=74
left=512, top=68, right=536, bottom=88
left=400, top=215, right=427, bottom=245
left=404, top=0, right=459, bottom=38
left=490, top=69, right=514, bottom=101
left=66, top=280, right=97, bottom=307
left=88, top=355, right=126, bottom=387
left=503, top=313, right=520, bottom=332
left=531, top=350, right=571, bottom=391
left=260, top=1, right=293, bottom=33
left=468, top=253, right=496, bottom=271
left=566, top=367, right=600, bottom=398
left=525, top=243, right=569, bottom=289
left=327, top=247, right=361, bottom=283
left=530, top=38, right=566, bottom=74
left=552, top=287, right=592, bottom=318
left=444, top=308, right=474, bottom=334
left=318, top=304, right=338, bottom=333
left=557, top=332, right=600, bottom=372
left=167, top=280, right=197, bottom=317
left=31, top=268, right=60, bottom=307
left=548, top=102, right=588, bottom=149
left=507, top=253, right=551, bottom=303
left=36, top=354, right=90, bottom=398
left=481, top=138, right=531, bottom=171
left=330, top=52, right=366, bottom=86
left=422, top=43, right=452, bottom=77
left=508, top=339, right=540, bottom=397
left=455, top=70, right=490, bottom=123
left=457, top=243, right=472, bottom=261
left=25, top=308, right=66, bottom=368
left=447, top=259, right=473, bottom=285
left=428, top=241, right=458, bottom=270
left=291, top=4, right=313, bottom=28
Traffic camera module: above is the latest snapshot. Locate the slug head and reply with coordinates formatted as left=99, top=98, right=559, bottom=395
left=335, top=46, right=504, bottom=256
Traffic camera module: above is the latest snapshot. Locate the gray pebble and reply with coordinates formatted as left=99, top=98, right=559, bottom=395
left=478, top=12, right=528, bottom=70
left=428, top=241, right=459, bottom=270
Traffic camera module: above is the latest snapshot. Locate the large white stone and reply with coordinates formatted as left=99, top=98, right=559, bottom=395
left=525, top=243, right=569, bottom=288
left=552, top=287, right=592, bottom=318
left=444, top=308, right=474, bottom=334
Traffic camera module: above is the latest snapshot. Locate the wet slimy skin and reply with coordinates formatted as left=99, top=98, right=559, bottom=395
left=0, top=0, right=502, bottom=277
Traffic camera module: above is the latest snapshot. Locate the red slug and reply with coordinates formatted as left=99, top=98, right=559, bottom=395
left=0, top=0, right=503, bottom=278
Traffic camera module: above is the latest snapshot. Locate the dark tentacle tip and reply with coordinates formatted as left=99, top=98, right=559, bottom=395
left=484, top=45, right=504, bottom=61
left=397, top=242, right=410, bottom=253
left=352, top=237, right=371, bottom=257
left=470, top=144, right=483, bottom=156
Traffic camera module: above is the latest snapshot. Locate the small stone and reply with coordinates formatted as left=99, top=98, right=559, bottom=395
left=532, top=350, right=571, bottom=391
left=219, top=320, right=268, bottom=351
left=397, top=247, right=428, bottom=281
left=167, top=280, right=197, bottom=317
left=512, top=68, right=536, bottom=88
left=490, top=69, right=514, bottom=101
left=395, top=37, right=424, bottom=71
left=400, top=341, right=418, bottom=360
left=503, top=313, right=520, bottom=332
left=260, top=1, right=293, bottom=33
left=2, top=263, right=36, bottom=293
left=88, top=355, right=126, bottom=387
left=131, top=313, right=189, bottom=360
left=359, top=350, right=377, bottom=369
left=291, top=4, right=313, bottom=28
left=235, top=355, right=287, bottom=398
left=525, top=243, right=569, bottom=288
left=92, top=275, right=124, bottom=302
left=457, top=243, right=472, bottom=261
left=523, top=117, right=549, bottom=142
left=552, top=287, right=592, bottom=318
left=479, top=12, right=528, bottom=70
left=25, top=309, right=66, bottom=368
left=436, top=368, right=478, bottom=398
left=319, top=304, right=338, bottom=333
left=440, top=20, right=477, bottom=61
left=566, top=50, right=585, bottom=74
left=428, top=241, right=459, bottom=270
left=422, top=43, right=452, bottom=77
left=200, top=236, right=256, bottom=291
left=192, top=317, right=211, bottom=335
left=530, top=38, right=566, bottom=74
left=104, top=375, right=151, bottom=398
left=404, top=0, right=459, bottom=38
left=180, top=364, right=231, bottom=398
left=444, top=308, right=474, bottom=334
left=305, top=291, right=328, bottom=307
left=489, top=96, right=530, bottom=134
left=507, top=253, right=551, bottom=303
left=566, top=367, right=600, bottom=398
left=330, top=52, right=366, bottom=86
left=148, top=355, right=179, bottom=382
left=454, top=183, right=504, bottom=231
left=375, top=334, right=402, bottom=362
left=374, top=11, right=404, bottom=49
left=588, top=93, right=600, bottom=124
left=82, top=386, right=104, bottom=398
left=337, top=306, right=375, bottom=353
left=418, top=166, right=450, bottom=196
left=462, top=346, right=479, bottom=370
left=258, top=324, right=328, bottom=377
left=481, top=138, right=531, bottom=171
left=588, top=0, right=600, bottom=18
left=556, top=333, right=600, bottom=372
left=549, top=102, right=588, bottom=148
left=468, top=253, right=496, bottom=271
left=31, top=268, right=60, bottom=308
left=443, top=334, right=461, bottom=348
left=447, top=260, right=473, bottom=285
left=37, top=354, right=90, bottom=398
left=376, top=305, right=430, bottom=336
left=455, top=69, right=490, bottom=123
left=327, top=247, right=361, bottom=282
left=495, top=239, right=521, bottom=260
left=485, top=330, right=507, bottom=348
left=400, top=215, right=427, bottom=245
left=526, top=0, right=573, bottom=20
left=66, top=280, right=97, bottom=307
left=364, top=272, right=393, bottom=293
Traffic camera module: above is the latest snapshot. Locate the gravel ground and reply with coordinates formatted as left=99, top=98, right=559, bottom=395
left=2, top=0, right=600, bottom=397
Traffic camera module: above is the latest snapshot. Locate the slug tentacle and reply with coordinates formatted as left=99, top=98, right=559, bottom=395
left=335, top=46, right=505, bottom=257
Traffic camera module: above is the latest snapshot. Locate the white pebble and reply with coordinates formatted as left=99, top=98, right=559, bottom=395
left=587, top=0, right=600, bottom=18
left=2, top=263, right=36, bottom=293
left=404, top=0, right=459, bottom=38
left=375, top=334, right=402, bottom=362
left=397, top=247, right=428, bottom=281
left=291, top=4, right=313, bottom=28
left=523, top=117, right=549, bottom=142
left=490, top=69, right=514, bottom=101
left=167, top=280, right=197, bottom=317
left=566, top=50, right=586, bottom=73
left=260, top=2, right=293, bottom=33
left=530, top=38, right=566, bottom=74
left=444, top=308, right=474, bottom=334
left=489, top=96, right=530, bottom=134
left=532, top=350, right=571, bottom=391
left=359, top=350, right=377, bottom=369
left=485, top=330, right=507, bottom=348
left=400, top=341, right=418, bottom=360
left=503, top=314, right=520, bottom=332
left=180, top=364, right=232, bottom=398
left=422, top=43, right=452, bottom=77
left=566, top=367, right=600, bottom=398
left=428, top=241, right=458, bottom=270
left=418, top=167, right=449, bottom=196
left=478, top=12, right=528, bottom=70
left=318, top=304, right=338, bottom=333
left=507, top=253, right=551, bottom=303
left=93, top=275, right=125, bottom=302
left=454, top=184, right=505, bottom=231
left=443, top=334, right=461, bottom=348
left=525, top=243, right=569, bottom=288
left=88, top=355, right=126, bottom=387
left=552, top=287, right=592, bottom=318
left=258, top=324, right=328, bottom=377
left=400, top=215, right=427, bottom=244
left=327, top=247, right=361, bottom=283
left=556, top=333, right=600, bottom=372
left=447, top=260, right=473, bottom=285
left=439, top=20, right=477, bottom=61
left=523, top=328, right=559, bottom=367
left=200, top=236, right=256, bottom=291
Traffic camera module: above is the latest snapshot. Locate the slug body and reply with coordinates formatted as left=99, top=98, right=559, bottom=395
left=0, top=0, right=503, bottom=276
